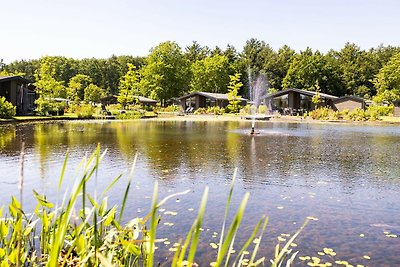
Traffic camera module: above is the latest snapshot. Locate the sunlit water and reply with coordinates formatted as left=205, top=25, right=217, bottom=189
left=1, top=120, right=400, bottom=265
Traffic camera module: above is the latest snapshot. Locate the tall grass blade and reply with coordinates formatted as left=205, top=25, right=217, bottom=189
left=187, top=186, right=208, bottom=264
left=218, top=167, right=238, bottom=260
left=232, top=216, right=268, bottom=266
left=119, top=153, right=137, bottom=223
left=271, top=219, right=308, bottom=267
left=248, top=216, right=269, bottom=266
left=215, top=192, right=250, bottom=267
left=102, top=173, right=123, bottom=196
left=146, top=181, right=159, bottom=267
left=57, top=149, right=69, bottom=191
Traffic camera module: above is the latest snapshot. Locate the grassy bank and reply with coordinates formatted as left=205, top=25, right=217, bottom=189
left=0, top=146, right=309, bottom=266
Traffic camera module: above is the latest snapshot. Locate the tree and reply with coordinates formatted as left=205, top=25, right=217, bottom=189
left=373, top=52, right=400, bottom=102
left=190, top=54, right=231, bottom=93
left=226, top=73, right=243, bottom=113
left=185, top=41, right=210, bottom=62
left=84, top=84, right=105, bottom=103
left=334, top=43, right=377, bottom=96
left=3, top=59, right=40, bottom=82
left=35, top=58, right=66, bottom=99
left=118, top=63, right=140, bottom=108
left=240, top=38, right=267, bottom=73
left=140, top=41, right=190, bottom=104
left=67, top=74, right=92, bottom=102
left=282, top=48, right=342, bottom=95
left=271, top=45, right=296, bottom=91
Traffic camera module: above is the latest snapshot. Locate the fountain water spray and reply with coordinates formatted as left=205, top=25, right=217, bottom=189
left=248, top=69, right=269, bottom=134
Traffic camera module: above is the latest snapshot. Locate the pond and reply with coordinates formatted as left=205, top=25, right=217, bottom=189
left=1, top=119, right=400, bottom=266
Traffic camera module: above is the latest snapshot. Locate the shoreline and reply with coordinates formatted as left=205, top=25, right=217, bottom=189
left=1, top=114, right=400, bottom=126
left=147, top=114, right=400, bottom=126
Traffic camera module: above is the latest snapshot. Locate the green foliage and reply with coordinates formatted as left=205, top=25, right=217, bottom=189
left=74, top=103, right=95, bottom=118
left=0, top=97, right=16, bottom=118
left=309, top=107, right=336, bottom=120
left=342, top=108, right=369, bottom=121
left=190, top=54, right=231, bottom=93
left=373, top=52, right=400, bottom=102
left=193, top=106, right=225, bottom=115
left=84, top=84, right=105, bottom=103
left=67, top=74, right=92, bottom=102
left=311, top=91, right=322, bottom=105
left=3, top=41, right=400, bottom=103
left=308, top=106, right=393, bottom=121
left=34, top=99, right=65, bottom=116
left=282, top=48, right=343, bottom=95
left=366, top=104, right=393, bottom=116
left=140, top=42, right=190, bottom=103
left=118, top=63, right=140, bottom=108
left=116, top=110, right=144, bottom=119
left=35, top=58, right=66, bottom=99
left=155, top=105, right=181, bottom=113
left=333, top=43, right=376, bottom=96
left=226, top=73, right=243, bottom=113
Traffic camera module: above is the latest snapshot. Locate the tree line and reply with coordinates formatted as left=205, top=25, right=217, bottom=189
left=1, top=39, right=400, bottom=105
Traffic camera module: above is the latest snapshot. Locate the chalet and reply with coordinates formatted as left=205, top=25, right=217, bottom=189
left=263, top=88, right=338, bottom=115
left=178, top=92, right=248, bottom=112
left=0, top=75, right=36, bottom=115
left=332, top=96, right=366, bottom=112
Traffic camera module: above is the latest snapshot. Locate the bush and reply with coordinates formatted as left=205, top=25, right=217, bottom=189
left=35, top=98, right=66, bottom=116
left=0, top=97, right=16, bottom=118
left=193, top=107, right=207, bottom=115
left=366, top=105, right=393, bottom=117
left=309, top=107, right=330, bottom=120
left=157, top=105, right=181, bottom=112
left=35, top=98, right=53, bottom=116
left=343, top=108, right=369, bottom=121
left=74, top=104, right=95, bottom=119
left=116, top=110, right=143, bottom=119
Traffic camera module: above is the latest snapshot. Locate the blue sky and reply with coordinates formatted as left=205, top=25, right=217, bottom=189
left=1, top=0, right=399, bottom=63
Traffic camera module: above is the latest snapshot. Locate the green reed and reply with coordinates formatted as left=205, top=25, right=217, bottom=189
left=0, top=146, right=307, bottom=266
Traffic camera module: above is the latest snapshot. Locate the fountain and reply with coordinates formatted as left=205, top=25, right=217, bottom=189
left=246, top=70, right=271, bottom=134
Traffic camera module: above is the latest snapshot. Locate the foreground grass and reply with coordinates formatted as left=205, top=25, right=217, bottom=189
left=0, top=146, right=308, bottom=266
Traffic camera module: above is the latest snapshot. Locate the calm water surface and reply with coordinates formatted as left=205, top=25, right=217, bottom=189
left=1, top=120, right=400, bottom=266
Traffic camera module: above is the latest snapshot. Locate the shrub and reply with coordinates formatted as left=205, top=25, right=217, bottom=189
left=208, top=106, right=225, bottom=115
left=366, top=105, right=393, bottom=117
left=309, top=107, right=330, bottom=120
left=35, top=98, right=53, bottom=116
left=159, top=105, right=182, bottom=112
left=0, top=97, right=16, bottom=118
left=116, top=110, right=143, bottom=119
left=193, top=107, right=207, bottom=115
left=74, top=104, right=95, bottom=119
left=343, top=108, right=369, bottom=121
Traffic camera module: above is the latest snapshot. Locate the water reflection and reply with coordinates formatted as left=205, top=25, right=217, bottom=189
left=1, top=120, right=400, bottom=265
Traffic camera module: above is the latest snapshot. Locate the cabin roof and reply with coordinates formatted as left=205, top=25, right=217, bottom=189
left=264, top=88, right=338, bottom=100
left=178, top=91, right=248, bottom=101
left=0, top=75, right=31, bottom=84
left=332, top=95, right=366, bottom=103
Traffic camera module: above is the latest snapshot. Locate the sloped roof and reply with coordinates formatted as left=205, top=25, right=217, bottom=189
left=264, top=88, right=338, bottom=100
left=178, top=91, right=248, bottom=101
left=0, top=75, right=31, bottom=84
left=137, top=96, right=158, bottom=103
left=333, top=95, right=365, bottom=103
